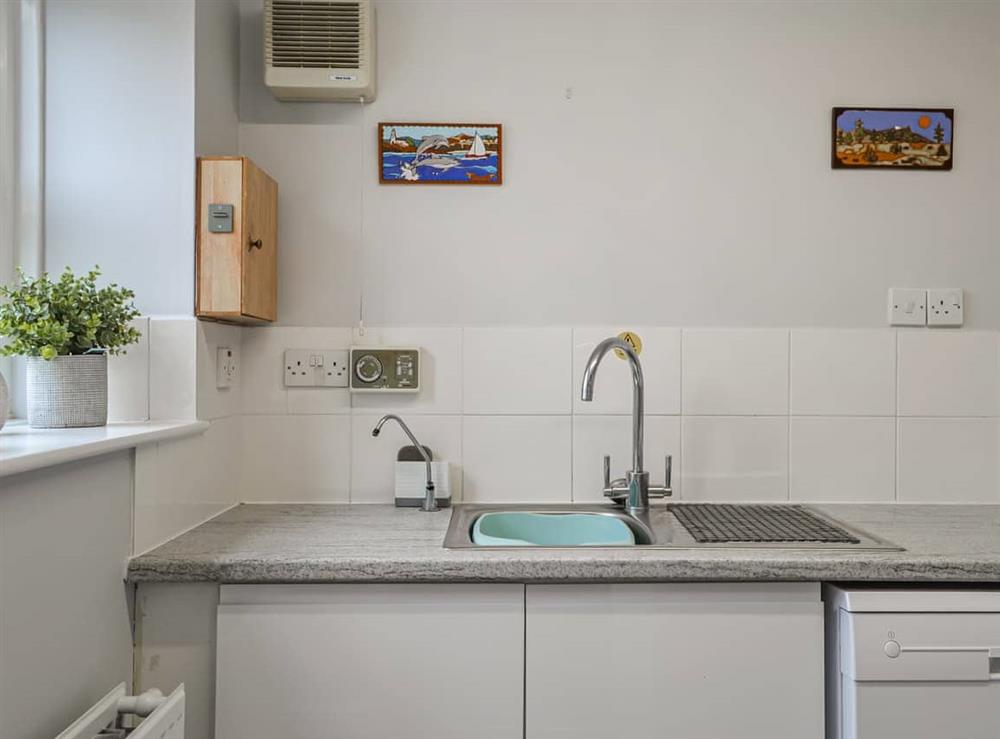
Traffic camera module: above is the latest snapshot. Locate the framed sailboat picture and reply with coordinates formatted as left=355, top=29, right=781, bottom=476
left=378, top=122, right=503, bottom=185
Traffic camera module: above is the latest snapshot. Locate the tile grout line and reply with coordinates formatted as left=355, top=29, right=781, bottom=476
left=569, top=329, right=575, bottom=502
left=894, top=330, right=899, bottom=502
left=348, top=411, right=355, bottom=503
left=786, top=330, right=792, bottom=502
left=677, top=329, right=684, bottom=500
left=459, top=327, right=465, bottom=503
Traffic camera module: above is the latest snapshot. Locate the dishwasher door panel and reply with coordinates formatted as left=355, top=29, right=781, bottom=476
left=850, top=681, right=1000, bottom=739
left=835, top=600, right=1000, bottom=739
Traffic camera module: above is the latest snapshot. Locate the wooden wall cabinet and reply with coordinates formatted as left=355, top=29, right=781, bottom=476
left=196, top=156, right=278, bottom=324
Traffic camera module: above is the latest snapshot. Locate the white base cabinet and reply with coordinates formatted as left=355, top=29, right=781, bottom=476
left=215, top=584, right=524, bottom=739
left=214, top=583, right=823, bottom=739
left=525, top=583, right=824, bottom=739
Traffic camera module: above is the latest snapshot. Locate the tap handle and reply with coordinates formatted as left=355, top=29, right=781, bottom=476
left=647, top=455, right=674, bottom=499
left=603, top=454, right=611, bottom=489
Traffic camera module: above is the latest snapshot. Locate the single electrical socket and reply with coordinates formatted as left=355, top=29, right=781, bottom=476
left=216, top=347, right=238, bottom=389
left=283, top=349, right=349, bottom=388
left=927, top=288, right=964, bottom=327
left=888, top=288, right=927, bottom=327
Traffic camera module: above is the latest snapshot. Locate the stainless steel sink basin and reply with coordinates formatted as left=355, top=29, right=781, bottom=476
left=469, top=509, right=654, bottom=546
left=443, top=503, right=901, bottom=550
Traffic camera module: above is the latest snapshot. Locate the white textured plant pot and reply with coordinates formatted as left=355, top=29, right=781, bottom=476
left=26, top=354, right=108, bottom=428
left=0, top=370, right=8, bottom=431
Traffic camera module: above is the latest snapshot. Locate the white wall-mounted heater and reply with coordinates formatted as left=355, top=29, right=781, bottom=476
left=264, top=0, right=376, bottom=102
left=56, top=684, right=185, bottom=739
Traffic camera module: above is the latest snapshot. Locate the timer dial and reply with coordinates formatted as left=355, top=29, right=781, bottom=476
left=354, top=353, right=383, bottom=384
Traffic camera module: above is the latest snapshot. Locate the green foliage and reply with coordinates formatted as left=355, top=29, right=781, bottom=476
left=0, top=267, right=141, bottom=360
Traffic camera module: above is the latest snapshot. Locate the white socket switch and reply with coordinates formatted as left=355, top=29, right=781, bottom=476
left=927, top=288, right=964, bottom=327
left=284, top=349, right=349, bottom=387
left=216, top=347, right=238, bottom=389
left=889, top=288, right=927, bottom=326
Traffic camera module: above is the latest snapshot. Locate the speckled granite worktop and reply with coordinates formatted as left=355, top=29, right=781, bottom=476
left=127, top=503, right=1000, bottom=583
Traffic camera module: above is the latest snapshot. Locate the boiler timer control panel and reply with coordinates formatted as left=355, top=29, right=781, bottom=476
left=349, top=347, right=420, bottom=393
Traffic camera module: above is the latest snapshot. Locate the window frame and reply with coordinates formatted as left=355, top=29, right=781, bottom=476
left=0, top=0, right=45, bottom=421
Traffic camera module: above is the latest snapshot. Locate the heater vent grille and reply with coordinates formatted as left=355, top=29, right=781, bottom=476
left=266, top=1, right=363, bottom=69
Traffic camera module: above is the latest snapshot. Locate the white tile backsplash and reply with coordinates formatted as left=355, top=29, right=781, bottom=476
left=133, top=416, right=240, bottom=554
left=152, top=323, right=1000, bottom=510
left=897, top=332, right=999, bottom=417
left=108, top=317, right=150, bottom=423
left=789, top=417, right=895, bottom=502
left=196, top=320, right=243, bottom=421
left=287, top=386, right=352, bottom=415
left=572, top=415, right=680, bottom=502
left=462, top=416, right=572, bottom=502
left=463, top=328, right=572, bottom=414
left=790, top=330, right=895, bottom=416
left=681, top=329, right=789, bottom=415
left=240, top=327, right=292, bottom=415
left=241, top=414, right=351, bottom=502
left=149, top=317, right=198, bottom=420
left=681, top=416, right=789, bottom=501
left=572, top=327, right=681, bottom=415
left=350, top=414, right=462, bottom=503
left=897, top=418, right=999, bottom=503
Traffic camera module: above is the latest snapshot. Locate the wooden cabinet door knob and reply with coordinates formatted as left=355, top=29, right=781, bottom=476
left=248, top=237, right=263, bottom=251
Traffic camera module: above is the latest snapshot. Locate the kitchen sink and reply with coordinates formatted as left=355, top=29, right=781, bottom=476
left=471, top=510, right=652, bottom=546
left=443, top=503, right=901, bottom=550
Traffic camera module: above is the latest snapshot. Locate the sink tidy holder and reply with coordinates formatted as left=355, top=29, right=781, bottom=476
left=394, top=445, right=451, bottom=508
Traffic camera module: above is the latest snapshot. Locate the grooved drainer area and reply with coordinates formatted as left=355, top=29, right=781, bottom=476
left=670, top=504, right=861, bottom=544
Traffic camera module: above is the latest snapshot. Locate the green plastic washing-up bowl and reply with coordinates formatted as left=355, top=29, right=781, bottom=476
left=471, top=511, right=636, bottom=547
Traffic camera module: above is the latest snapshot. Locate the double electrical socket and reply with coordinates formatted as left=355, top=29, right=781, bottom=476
left=284, top=349, right=349, bottom=387
left=889, top=288, right=963, bottom=327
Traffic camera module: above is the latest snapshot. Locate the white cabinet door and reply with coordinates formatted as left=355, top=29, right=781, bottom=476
left=525, top=583, right=824, bottom=739
left=215, top=584, right=524, bottom=739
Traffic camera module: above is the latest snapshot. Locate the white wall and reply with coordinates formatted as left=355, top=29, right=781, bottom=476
left=196, top=0, right=240, bottom=156
left=0, top=453, right=134, bottom=739
left=238, top=0, right=1000, bottom=328
left=44, top=0, right=196, bottom=315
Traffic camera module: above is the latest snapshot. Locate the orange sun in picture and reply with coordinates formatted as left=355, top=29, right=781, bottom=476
left=917, top=115, right=932, bottom=129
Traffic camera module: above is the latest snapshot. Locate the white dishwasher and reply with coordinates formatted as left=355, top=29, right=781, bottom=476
left=826, top=586, right=1000, bottom=739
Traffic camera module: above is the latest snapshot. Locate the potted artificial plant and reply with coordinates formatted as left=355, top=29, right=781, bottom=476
left=0, top=267, right=141, bottom=428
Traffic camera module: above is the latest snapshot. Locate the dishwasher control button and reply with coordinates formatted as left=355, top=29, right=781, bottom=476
left=883, top=640, right=901, bottom=658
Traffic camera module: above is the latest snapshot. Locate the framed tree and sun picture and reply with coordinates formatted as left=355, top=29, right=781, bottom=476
left=832, top=107, right=954, bottom=170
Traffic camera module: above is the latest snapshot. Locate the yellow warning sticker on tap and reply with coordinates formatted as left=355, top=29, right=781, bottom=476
left=614, top=331, right=642, bottom=360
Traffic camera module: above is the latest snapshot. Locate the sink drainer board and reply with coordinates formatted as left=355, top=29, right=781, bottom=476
left=442, top=503, right=901, bottom=550
left=670, top=504, right=861, bottom=544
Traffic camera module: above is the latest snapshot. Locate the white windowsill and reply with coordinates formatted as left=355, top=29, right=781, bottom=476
left=0, top=419, right=209, bottom=478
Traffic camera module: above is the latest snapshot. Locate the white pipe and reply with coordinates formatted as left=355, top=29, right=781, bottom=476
left=117, top=688, right=165, bottom=718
